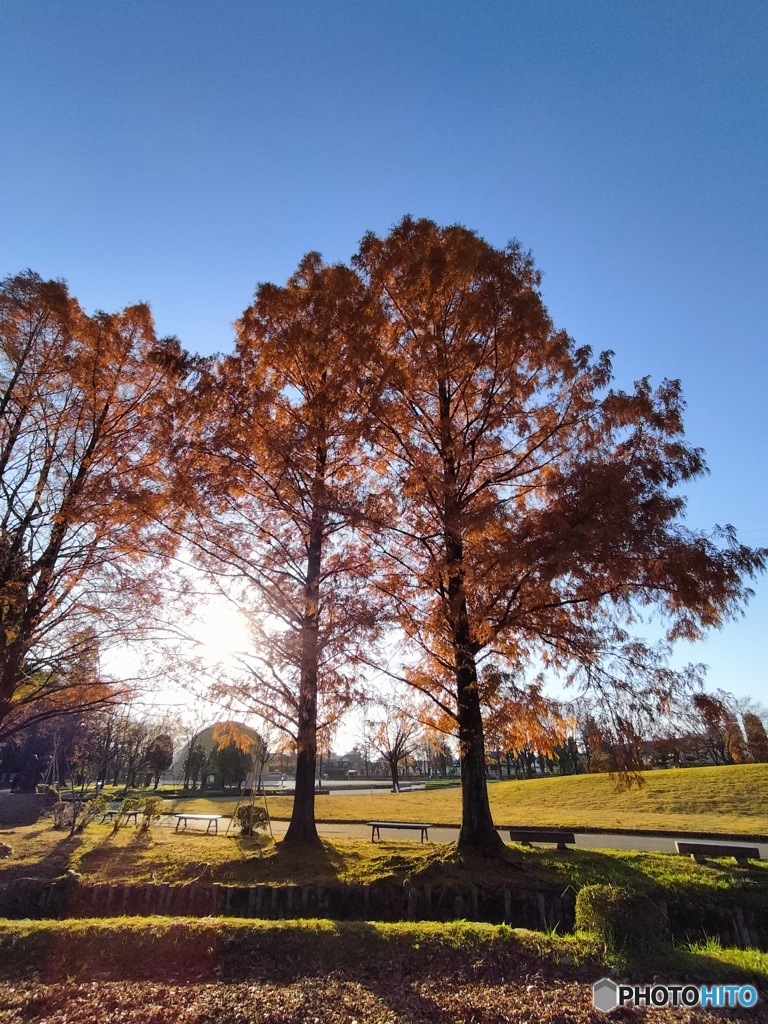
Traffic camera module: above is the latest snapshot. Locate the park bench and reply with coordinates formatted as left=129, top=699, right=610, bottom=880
left=101, top=803, right=139, bottom=825
left=505, top=827, right=576, bottom=851
left=174, top=813, right=222, bottom=834
left=675, top=841, right=761, bottom=868
left=367, top=821, right=433, bottom=843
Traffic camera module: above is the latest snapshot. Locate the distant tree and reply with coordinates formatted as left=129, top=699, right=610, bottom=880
left=690, top=692, right=737, bottom=765
left=212, top=740, right=252, bottom=789
left=743, top=713, right=768, bottom=763
left=144, top=733, right=174, bottom=788
left=552, top=735, right=583, bottom=776
left=417, top=726, right=454, bottom=778
left=182, top=735, right=207, bottom=790
left=724, top=712, right=748, bottom=764
left=0, top=271, right=192, bottom=742
left=369, top=708, right=421, bottom=793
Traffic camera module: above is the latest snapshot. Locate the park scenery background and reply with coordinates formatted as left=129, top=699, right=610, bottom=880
left=1, top=2, right=768, bottom=1022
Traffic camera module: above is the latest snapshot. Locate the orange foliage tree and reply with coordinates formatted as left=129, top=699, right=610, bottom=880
left=178, top=256, right=385, bottom=843
left=368, top=704, right=422, bottom=792
left=354, top=217, right=765, bottom=854
left=0, top=272, right=191, bottom=742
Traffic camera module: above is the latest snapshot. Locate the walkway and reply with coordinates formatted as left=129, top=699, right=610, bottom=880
left=158, top=814, right=768, bottom=857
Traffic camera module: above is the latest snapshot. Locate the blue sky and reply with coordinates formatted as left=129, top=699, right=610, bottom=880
left=1, top=0, right=766, bottom=705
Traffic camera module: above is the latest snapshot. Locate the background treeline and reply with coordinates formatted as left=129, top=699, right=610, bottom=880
left=3, top=687, right=765, bottom=796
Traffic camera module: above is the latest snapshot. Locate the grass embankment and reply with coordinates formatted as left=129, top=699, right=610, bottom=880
left=167, top=763, right=768, bottom=835
left=0, top=917, right=765, bottom=987
left=2, top=822, right=767, bottom=906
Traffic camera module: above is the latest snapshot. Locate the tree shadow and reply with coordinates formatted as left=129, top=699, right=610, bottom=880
left=0, top=827, right=85, bottom=885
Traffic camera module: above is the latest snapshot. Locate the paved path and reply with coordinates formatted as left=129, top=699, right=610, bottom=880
left=159, top=814, right=768, bottom=857
left=292, top=820, right=768, bottom=857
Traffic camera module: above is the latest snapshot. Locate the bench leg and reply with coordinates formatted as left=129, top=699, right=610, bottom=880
left=556, top=842, right=567, bottom=851
left=736, top=858, right=749, bottom=868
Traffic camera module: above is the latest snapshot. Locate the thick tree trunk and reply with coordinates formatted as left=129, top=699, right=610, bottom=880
left=455, top=646, right=506, bottom=855
left=284, top=721, right=319, bottom=843
left=283, top=449, right=326, bottom=846
left=436, top=375, right=505, bottom=856
left=0, top=643, right=24, bottom=738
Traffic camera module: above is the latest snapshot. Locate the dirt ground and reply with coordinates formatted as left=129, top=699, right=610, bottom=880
left=1, top=977, right=765, bottom=1024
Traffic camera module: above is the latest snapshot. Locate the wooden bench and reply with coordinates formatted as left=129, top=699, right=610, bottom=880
left=506, top=828, right=576, bottom=851
left=101, top=804, right=139, bottom=825
left=367, top=821, right=433, bottom=843
left=175, top=813, right=221, bottom=834
left=675, top=841, right=761, bottom=868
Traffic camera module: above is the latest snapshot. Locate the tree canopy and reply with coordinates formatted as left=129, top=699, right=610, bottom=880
left=354, top=217, right=764, bottom=851
left=0, top=271, right=192, bottom=741
left=4, top=220, right=763, bottom=856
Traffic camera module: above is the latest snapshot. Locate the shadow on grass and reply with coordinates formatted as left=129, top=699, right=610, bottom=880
left=503, top=844, right=768, bottom=905
left=0, top=826, right=85, bottom=885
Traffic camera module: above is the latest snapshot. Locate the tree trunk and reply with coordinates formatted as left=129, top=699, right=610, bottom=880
left=438, top=378, right=505, bottom=857
left=455, top=647, right=506, bottom=854
left=283, top=448, right=326, bottom=845
left=389, top=756, right=400, bottom=793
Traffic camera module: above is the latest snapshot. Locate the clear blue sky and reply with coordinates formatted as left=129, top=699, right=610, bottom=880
left=2, top=0, right=766, bottom=704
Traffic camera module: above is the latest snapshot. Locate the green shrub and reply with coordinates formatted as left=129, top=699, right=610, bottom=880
left=575, top=884, right=669, bottom=958
left=35, top=784, right=60, bottom=803
left=51, top=795, right=107, bottom=833
left=51, top=801, right=72, bottom=829
left=235, top=804, right=269, bottom=836
left=140, top=796, right=165, bottom=830
left=78, top=793, right=108, bottom=830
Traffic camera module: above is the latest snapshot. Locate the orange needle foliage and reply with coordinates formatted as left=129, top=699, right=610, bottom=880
left=0, top=272, right=192, bottom=741
left=354, top=217, right=765, bottom=854
left=178, top=256, right=385, bottom=843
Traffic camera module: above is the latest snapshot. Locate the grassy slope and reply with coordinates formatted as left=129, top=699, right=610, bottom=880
left=170, top=763, right=768, bottom=835
left=0, top=918, right=765, bottom=992
left=2, top=823, right=767, bottom=904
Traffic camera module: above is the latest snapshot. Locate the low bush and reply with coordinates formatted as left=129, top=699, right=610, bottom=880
left=141, top=796, right=164, bottom=831
left=235, top=804, right=269, bottom=837
left=51, top=795, right=107, bottom=834
left=575, top=883, right=670, bottom=960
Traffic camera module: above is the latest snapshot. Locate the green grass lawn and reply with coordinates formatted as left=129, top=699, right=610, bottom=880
left=168, top=763, right=768, bottom=835
left=2, top=821, right=766, bottom=904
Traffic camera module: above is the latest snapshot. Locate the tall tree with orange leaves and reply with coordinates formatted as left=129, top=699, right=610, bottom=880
left=355, top=217, right=765, bottom=855
left=0, top=271, right=191, bottom=742
left=180, top=255, right=385, bottom=844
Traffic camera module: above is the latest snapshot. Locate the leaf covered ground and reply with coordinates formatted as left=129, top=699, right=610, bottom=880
left=0, top=919, right=766, bottom=1023
left=4, top=977, right=765, bottom=1024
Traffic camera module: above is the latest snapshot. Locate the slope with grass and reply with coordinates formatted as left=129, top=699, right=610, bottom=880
left=2, top=822, right=767, bottom=902
left=171, top=763, right=768, bottom=836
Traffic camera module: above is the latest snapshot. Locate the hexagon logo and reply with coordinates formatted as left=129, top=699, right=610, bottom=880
left=592, top=977, right=619, bottom=1013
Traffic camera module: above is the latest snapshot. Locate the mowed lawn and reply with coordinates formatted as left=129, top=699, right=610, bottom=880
left=172, top=763, right=768, bottom=836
